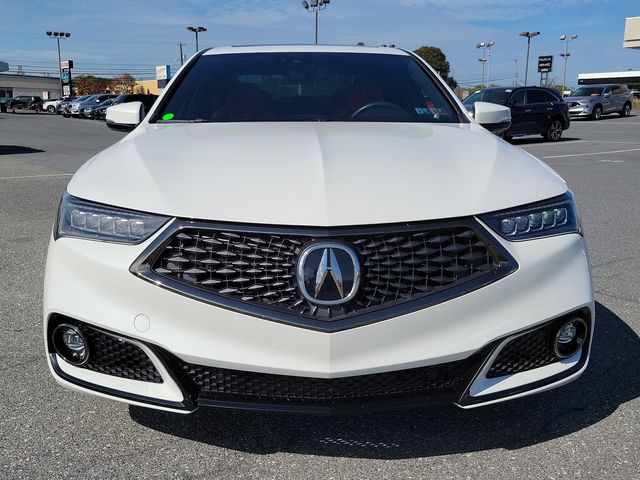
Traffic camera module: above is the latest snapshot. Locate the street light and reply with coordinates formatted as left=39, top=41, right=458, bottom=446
left=301, top=0, right=330, bottom=45
left=519, top=31, right=540, bottom=85
left=186, top=26, right=207, bottom=53
left=476, top=41, right=495, bottom=88
left=46, top=31, right=71, bottom=99
left=560, top=34, right=578, bottom=93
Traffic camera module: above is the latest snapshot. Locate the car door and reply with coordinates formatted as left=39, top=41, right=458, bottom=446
left=611, top=85, right=624, bottom=112
left=506, top=90, right=527, bottom=134
left=522, top=89, right=549, bottom=134
left=601, top=86, right=614, bottom=113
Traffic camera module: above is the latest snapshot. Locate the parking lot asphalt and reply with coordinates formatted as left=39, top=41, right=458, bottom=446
left=1, top=112, right=639, bottom=479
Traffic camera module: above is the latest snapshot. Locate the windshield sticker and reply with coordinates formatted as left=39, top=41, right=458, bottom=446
left=414, top=107, right=433, bottom=115
left=161, top=113, right=175, bottom=121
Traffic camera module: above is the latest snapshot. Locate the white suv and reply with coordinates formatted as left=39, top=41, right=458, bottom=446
left=44, top=45, right=593, bottom=413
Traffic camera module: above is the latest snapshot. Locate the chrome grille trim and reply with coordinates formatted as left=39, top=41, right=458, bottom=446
left=131, top=219, right=518, bottom=332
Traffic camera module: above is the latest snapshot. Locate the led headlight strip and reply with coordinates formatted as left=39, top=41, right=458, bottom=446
left=480, top=191, right=581, bottom=241
left=56, top=192, right=170, bottom=244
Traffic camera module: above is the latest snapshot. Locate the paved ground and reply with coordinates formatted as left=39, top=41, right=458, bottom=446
left=1, top=112, right=639, bottom=479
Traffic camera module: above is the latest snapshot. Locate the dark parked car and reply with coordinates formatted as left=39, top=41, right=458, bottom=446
left=70, top=94, right=118, bottom=117
left=94, top=93, right=158, bottom=121
left=113, top=93, right=158, bottom=113
left=0, top=96, right=11, bottom=112
left=7, top=95, right=44, bottom=112
left=463, top=86, right=570, bottom=142
left=82, top=98, right=115, bottom=119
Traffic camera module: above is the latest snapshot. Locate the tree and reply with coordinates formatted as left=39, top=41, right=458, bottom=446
left=413, top=46, right=457, bottom=88
left=112, top=73, right=137, bottom=94
left=74, top=75, right=114, bottom=95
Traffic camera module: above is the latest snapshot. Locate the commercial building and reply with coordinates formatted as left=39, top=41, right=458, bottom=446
left=624, top=17, right=640, bottom=49
left=0, top=73, right=61, bottom=99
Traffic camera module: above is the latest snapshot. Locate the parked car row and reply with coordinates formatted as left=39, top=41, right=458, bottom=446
left=56, top=93, right=158, bottom=120
left=463, top=83, right=633, bottom=142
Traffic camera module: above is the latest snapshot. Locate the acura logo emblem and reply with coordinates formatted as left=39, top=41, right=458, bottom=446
left=297, top=243, right=361, bottom=306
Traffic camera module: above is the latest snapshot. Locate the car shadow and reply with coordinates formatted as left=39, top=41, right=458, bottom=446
left=0, top=145, right=45, bottom=155
left=510, top=136, right=582, bottom=146
left=129, top=302, right=639, bottom=459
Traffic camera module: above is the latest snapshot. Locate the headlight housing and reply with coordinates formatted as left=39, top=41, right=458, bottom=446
left=56, top=192, right=170, bottom=244
left=480, top=191, right=581, bottom=241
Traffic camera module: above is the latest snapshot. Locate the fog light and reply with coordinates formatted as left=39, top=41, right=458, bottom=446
left=554, top=318, right=587, bottom=359
left=52, top=324, right=90, bottom=366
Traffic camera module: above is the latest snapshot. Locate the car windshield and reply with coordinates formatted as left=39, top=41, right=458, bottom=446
left=463, top=89, right=510, bottom=106
left=572, top=87, right=604, bottom=97
left=153, top=52, right=459, bottom=123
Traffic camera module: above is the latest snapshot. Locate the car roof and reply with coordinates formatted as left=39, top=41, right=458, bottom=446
left=202, top=45, right=409, bottom=56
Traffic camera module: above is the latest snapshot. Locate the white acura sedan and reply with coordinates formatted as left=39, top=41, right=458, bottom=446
left=44, top=45, right=593, bottom=413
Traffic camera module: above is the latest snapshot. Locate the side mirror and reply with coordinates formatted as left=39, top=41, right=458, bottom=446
left=604, top=92, right=611, bottom=98
left=106, top=101, right=143, bottom=132
left=473, top=101, right=511, bottom=135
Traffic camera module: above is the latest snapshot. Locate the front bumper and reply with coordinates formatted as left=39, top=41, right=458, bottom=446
left=44, top=226, right=594, bottom=413
left=569, top=105, right=593, bottom=117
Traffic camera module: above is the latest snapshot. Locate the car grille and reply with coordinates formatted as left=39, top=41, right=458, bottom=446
left=78, top=324, right=162, bottom=383
left=138, top=220, right=512, bottom=327
left=162, top=353, right=479, bottom=405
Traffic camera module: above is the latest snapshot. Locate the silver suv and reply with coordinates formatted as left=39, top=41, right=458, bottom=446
left=564, top=84, right=633, bottom=120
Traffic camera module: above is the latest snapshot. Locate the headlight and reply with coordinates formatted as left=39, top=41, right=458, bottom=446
left=56, top=192, right=169, bottom=244
left=480, top=191, right=581, bottom=241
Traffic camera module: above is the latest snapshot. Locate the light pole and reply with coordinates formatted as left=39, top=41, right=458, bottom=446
left=560, top=34, right=578, bottom=93
left=519, top=31, right=540, bottom=85
left=301, top=0, right=330, bottom=45
left=476, top=41, right=494, bottom=88
left=477, top=58, right=487, bottom=88
left=46, top=31, right=71, bottom=99
left=187, top=26, right=207, bottom=53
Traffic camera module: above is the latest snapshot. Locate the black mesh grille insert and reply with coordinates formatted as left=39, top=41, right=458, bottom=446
left=79, top=325, right=162, bottom=383
left=486, top=319, right=571, bottom=379
left=165, top=355, right=480, bottom=405
left=146, top=223, right=503, bottom=321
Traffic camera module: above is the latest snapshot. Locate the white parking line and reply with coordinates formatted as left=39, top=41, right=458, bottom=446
left=0, top=173, right=73, bottom=180
left=543, top=148, right=640, bottom=159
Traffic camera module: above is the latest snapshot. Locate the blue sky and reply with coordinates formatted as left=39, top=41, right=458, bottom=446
left=1, top=0, right=638, bottom=87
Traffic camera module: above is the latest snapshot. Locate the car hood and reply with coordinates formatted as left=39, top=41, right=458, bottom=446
left=564, top=96, right=599, bottom=103
left=68, top=122, right=567, bottom=226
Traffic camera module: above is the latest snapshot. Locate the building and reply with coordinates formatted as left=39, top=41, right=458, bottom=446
left=578, top=70, right=640, bottom=85
left=576, top=17, right=640, bottom=86
left=624, top=17, right=640, bottom=49
left=133, top=79, right=162, bottom=95
left=0, top=73, right=61, bottom=99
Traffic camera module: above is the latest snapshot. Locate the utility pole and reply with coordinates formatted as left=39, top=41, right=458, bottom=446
left=519, top=31, right=540, bottom=85
left=179, top=43, right=186, bottom=66
left=187, top=26, right=207, bottom=53
left=560, top=34, right=578, bottom=93
left=301, top=0, right=330, bottom=44
left=46, top=31, right=71, bottom=99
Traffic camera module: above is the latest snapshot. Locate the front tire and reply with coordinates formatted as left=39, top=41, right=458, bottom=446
left=591, top=105, right=603, bottom=120
left=47, top=106, right=55, bottom=113
left=620, top=103, right=631, bottom=117
left=543, top=119, right=563, bottom=142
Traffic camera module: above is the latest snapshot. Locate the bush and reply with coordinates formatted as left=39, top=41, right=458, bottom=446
left=633, top=98, right=640, bottom=111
